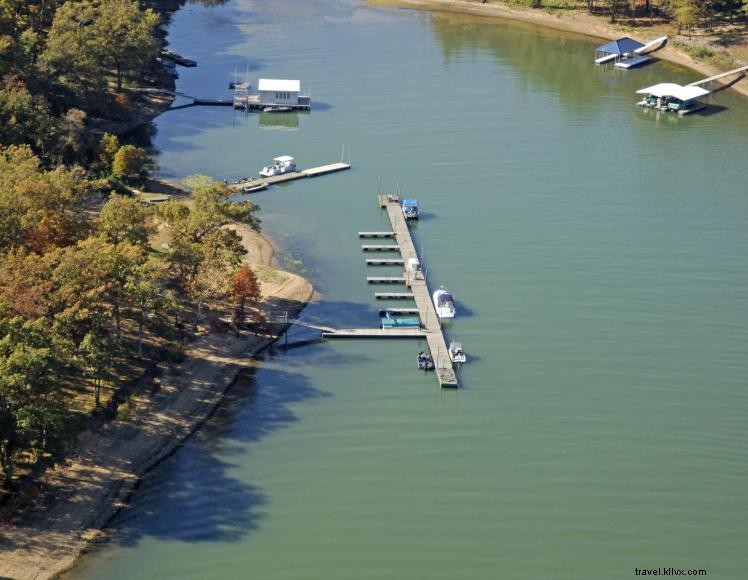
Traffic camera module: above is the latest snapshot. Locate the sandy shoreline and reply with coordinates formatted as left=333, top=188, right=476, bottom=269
left=0, top=226, right=313, bottom=580
left=370, top=0, right=748, bottom=99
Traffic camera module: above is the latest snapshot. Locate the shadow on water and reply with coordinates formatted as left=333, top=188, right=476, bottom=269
left=96, top=364, right=328, bottom=548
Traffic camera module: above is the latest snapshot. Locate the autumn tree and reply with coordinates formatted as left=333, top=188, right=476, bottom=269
left=0, top=249, right=52, bottom=319
left=0, top=145, right=90, bottom=254
left=231, top=266, right=261, bottom=326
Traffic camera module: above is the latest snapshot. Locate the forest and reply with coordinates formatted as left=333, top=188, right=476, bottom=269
left=0, top=0, right=260, bottom=500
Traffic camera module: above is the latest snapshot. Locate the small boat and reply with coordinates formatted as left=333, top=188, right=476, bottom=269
left=381, top=313, right=421, bottom=328
left=402, top=198, right=419, bottom=220
left=432, top=286, right=455, bottom=319
left=259, top=155, right=297, bottom=177
left=448, top=341, right=466, bottom=364
left=417, top=351, right=434, bottom=371
left=263, top=106, right=293, bottom=113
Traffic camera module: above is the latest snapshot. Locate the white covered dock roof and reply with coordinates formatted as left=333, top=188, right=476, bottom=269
left=636, top=83, right=709, bottom=101
left=258, top=79, right=300, bottom=92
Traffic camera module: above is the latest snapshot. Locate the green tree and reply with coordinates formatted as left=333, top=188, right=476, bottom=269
left=0, top=317, right=69, bottom=488
left=97, top=133, right=120, bottom=175
left=674, top=0, right=700, bottom=34
left=99, top=193, right=153, bottom=247
left=79, top=329, right=116, bottom=408
left=95, top=0, right=160, bottom=92
left=0, top=76, right=57, bottom=157
left=125, top=262, right=174, bottom=359
left=112, top=144, right=147, bottom=180
left=42, top=0, right=102, bottom=98
left=158, top=180, right=260, bottom=294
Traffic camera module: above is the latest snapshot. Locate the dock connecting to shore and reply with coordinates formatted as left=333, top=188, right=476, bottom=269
left=231, top=162, right=351, bottom=192
left=316, top=194, right=458, bottom=388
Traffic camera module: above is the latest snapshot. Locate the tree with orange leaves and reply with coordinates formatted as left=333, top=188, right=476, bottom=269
left=231, top=266, right=261, bottom=327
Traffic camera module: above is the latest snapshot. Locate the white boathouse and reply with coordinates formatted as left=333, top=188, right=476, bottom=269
left=233, top=78, right=311, bottom=111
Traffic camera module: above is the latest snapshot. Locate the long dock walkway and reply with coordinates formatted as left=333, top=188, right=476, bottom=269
left=231, top=162, right=350, bottom=191
left=379, top=195, right=458, bottom=387
left=688, top=65, right=748, bottom=87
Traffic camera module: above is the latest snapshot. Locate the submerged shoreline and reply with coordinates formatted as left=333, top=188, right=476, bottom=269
left=0, top=226, right=314, bottom=580
left=370, top=0, right=748, bottom=99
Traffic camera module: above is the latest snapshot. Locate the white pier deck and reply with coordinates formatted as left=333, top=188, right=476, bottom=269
left=230, top=162, right=350, bottom=192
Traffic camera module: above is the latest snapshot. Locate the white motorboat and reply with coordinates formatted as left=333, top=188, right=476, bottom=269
left=259, top=155, right=297, bottom=177
left=448, top=341, right=466, bottom=364
left=432, top=286, right=455, bottom=319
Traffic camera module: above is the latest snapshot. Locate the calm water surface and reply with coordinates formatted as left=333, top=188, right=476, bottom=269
left=72, top=1, right=748, bottom=578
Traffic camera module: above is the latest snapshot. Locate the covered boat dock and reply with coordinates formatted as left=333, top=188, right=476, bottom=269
left=636, top=83, right=710, bottom=115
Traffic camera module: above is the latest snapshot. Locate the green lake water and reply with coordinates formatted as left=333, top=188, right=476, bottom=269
left=71, top=1, right=748, bottom=578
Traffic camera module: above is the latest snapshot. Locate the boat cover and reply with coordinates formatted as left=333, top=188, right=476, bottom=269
left=636, top=83, right=709, bottom=101
left=596, top=37, right=644, bottom=55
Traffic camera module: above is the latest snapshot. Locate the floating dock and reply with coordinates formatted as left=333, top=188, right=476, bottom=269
left=366, top=258, right=404, bottom=266
left=367, top=276, right=406, bottom=284
left=322, top=328, right=425, bottom=339
left=361, top=244, right=400, bottom=252
left=358, top=231, right=395, bottom=238
left=378, top=195, right=458, bottom=387
left=230, top=162, right=350, bottom=192
left=374, top=292, right=415, bottom=300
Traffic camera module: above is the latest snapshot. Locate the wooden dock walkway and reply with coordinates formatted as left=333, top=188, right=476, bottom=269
left=379, top=195, right=458, bottom=387
left=688, top=65, right=748, bottom=87
left=230, top=162, right=350, bottom=192
left=322, top=328, right=426, bottom=339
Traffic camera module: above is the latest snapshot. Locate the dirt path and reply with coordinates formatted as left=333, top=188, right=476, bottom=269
left=0, top=226, right=313, bottom=580
left=370, top=0, right=748, bottom=98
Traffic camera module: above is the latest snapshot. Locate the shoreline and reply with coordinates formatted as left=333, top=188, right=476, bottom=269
left=0, top=226, right=314, bottom=580
left=369, top=0, right=748, bottom=99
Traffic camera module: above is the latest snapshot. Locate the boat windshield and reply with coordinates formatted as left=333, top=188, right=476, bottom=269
left=439, top=293, right=453, bottom=305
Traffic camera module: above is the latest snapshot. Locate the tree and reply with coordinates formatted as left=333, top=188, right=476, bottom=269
left=79, top=329, right=116, bottom=408
left=185, top=250, right=232, bottom=332
left=125, top=262, right=174, bottom=358
left=97, top=133, right=120, bottom=175
left=43, top=0, right=160, bottom=95
left=0, top=248, right=52, bottom=319
left=674, top=0, right=700, bottom=35
left=231, top=266, right=261, bottom=326
left=95, top=0, right=160, bottom=92
left=99, top=193, right=153, bottom=247
left=0, top=145, right=90, bottom=254
left=49, top=237, right=144, bottom=341
left=0, top=317, right=69, bottom=488
left=0, top=76, right=57, bottom=157
left=158, top=179, right=260, bottom=293
left=112, top=144, right=147, bottom=181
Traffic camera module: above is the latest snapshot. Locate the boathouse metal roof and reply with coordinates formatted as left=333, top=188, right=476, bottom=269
left=258, top=79, right=300, bottom=92
left=596, top=37, right=645, bottom=55
left=636, top=83, right=710, bottom=101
